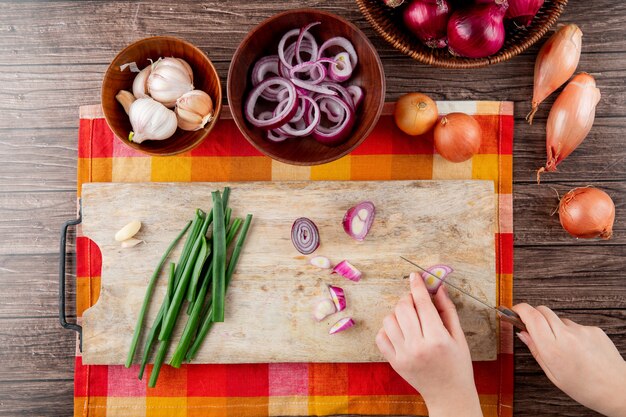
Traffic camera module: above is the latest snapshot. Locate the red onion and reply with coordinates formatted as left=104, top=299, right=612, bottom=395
left=403, top=0, right=452, bottom=49
left=310, top=95, right=355, bottom=145
left=329, top=317, right=355, bottom=334
left=245, top=77, right=298, bottom=129
left=291, top=78, right=337, bottom=96
left=332, top=260, right=362, bottom=282
left=447, top=1, right=508, bottom=58
left=276, top=96, right=320, bottom=137
left=289, top=61, right=326, bottom=84
left=420, top=265, right=453, bottom=294
left=318, top=82, right=355, bottom=111
left=291, top=217, right=320, bottom=254
left=505, top=0, right=544, bottom=27
left=343, top=201, right=375, bottom=241
left=296, top=22, right=321, bottom=63
left=328, top=285, right=347, bottom=312
left=279, top=28, right=318, bottom=70
left=347, top=85, right=364, bottom=109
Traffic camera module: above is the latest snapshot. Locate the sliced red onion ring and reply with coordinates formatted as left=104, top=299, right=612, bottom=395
left=421, top=265, right=454, bottom=294
left=328, top=285, right=346, bottom=311
left=291, top=78, right=338, bottom=96
left=318, top=36, right=358, bottom=67
left=252, top=55, right=280, bottom=86
left=329, top=317, right=355, bottom=334
left=296, top=22, right=321, bottom=64
left=267, top=129, right=289, bottom=142
left=328, top=52, right=353, bottom=82
left=310, top=256, right=332, bottom=269
left=332, top=260, right=361, bottom=282
left=343, top=201, right=376, bottom=241
left=279, top=28, right=318, bottom=70
left=245, top=77, right=298, bottom=130
left=320, top=99, right=344, bottom=123
left=346, top=85, right=364, bottom=109
left=313, top=298, right=336, bottom=322
left=310, top=95, right=355, bottom=146
left=291, top=217, right=320, bottom=255
left=277, top=96, right=320, bottom=137
left=289, top=61, right=326, bottom=84
left=318, top=83, right=355, bottom=111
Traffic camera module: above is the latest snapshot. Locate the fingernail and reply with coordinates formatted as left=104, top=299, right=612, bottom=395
left=409, top=272, right=416, bottom=282
left=516, top=332, right=529, bottom=346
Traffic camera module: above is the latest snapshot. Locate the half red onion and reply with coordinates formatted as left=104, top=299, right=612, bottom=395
left=291, top=217, right=320, bottom=255
left=343, top=201, right=375, bottom=241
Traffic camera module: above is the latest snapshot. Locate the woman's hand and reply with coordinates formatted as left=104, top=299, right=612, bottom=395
left=513, top=303, right=626, bottom=417
left=375, top=273, right=483, bottom=417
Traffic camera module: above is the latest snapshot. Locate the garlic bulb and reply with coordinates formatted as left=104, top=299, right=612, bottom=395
left=147, top=58, right=194, bottom=107
left=132, top=66, right=151, bottom=98
left=175, top=90, right=214, bottom=131
left=128, top=98, right=178, bottom=143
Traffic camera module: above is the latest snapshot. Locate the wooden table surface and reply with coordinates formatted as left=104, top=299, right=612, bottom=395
left=0, top=1, right=624, bottom=416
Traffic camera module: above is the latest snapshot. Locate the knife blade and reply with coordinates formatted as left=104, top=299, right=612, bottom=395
left=400, top=256, right=527, bottom=332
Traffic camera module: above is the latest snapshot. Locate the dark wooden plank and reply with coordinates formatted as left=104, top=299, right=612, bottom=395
left=0, top=0, right=624, bottom=66
left=0, top=128, right=77, bottom=192
left=0, top=317, right=75, bottom=381
left=0, top=253, right=76, bottom=318
left=0, top=379, right=73, bottom=417
left=514, top=181, right=626, bottom=246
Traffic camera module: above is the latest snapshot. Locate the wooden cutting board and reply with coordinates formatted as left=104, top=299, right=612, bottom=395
left=81, top=180, right=497, bottom=364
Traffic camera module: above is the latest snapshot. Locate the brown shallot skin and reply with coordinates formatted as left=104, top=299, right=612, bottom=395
left=559, top=187, right=615, bottom=240
left=537, top=73, right=600, bottom=183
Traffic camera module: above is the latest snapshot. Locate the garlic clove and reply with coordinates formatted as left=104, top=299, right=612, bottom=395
left=115, top=90, right=136, bottom=115
left=132, top=66, right=151, bottom=99
left=128, top=98, right=178, bottom=143
left=147, top=58, right=194, bottom=108
left=115, top=220, right=142, bottom=242
left=121, top=238, right=145, bottom=248
left=175, top=90, right=214, bottom=131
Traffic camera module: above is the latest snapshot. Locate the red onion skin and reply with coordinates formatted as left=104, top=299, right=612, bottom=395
left=403, top=0, right=452, bottom=49
left=447, top=1, right=508, bottom=58
left=505, top=0, right=544, bottom=26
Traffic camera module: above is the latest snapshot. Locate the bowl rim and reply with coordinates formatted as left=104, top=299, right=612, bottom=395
left=227, top=8, right=386, bottom=166
left=101, top=35, right=223, bottom=156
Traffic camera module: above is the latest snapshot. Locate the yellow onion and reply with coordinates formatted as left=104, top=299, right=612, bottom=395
left=559, top=187, right=615, bottom=240
left=537, top=73, right=600, bottom=182
left=527, top=24, right=582, bottom=124
left=433, top=112, right=482, bottom=162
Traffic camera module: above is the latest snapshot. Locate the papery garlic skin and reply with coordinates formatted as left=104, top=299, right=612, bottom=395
left=175, top=90, right=214, bottom=131
left=147, top=58, right=194, bottom=107
left=132, top=66, right=151, bottom=99
left=128, top=98, right=178, bottom=143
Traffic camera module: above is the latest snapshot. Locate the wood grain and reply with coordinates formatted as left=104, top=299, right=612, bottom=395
left=81, top=180, right=496, bottom=364
left=0, top=0, right=624, bottom=415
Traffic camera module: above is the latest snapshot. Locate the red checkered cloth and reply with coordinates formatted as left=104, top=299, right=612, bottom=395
left=74, top=102, right=514, bottom=417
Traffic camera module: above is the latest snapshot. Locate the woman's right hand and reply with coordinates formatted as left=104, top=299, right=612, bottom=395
left=513, top=303, right=626, bottom=417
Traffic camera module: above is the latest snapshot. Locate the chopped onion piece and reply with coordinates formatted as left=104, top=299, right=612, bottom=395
left=329, top=317, right=355, bottom=334
left=332, top=260, right=361, bottom=282
left=310, top=256, right=332, bottom=269
left=421, top=265, right=454, bottom=294
left=328, top=285, right=346, bottom=311
left=343, top=201, right=375, bottom=241
left=313, top=298, right=336, bottom=322
left=291, top=217, right=320, bottom=255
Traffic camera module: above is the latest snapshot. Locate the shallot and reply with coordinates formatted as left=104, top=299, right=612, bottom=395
left=527, top=24, right=582, bottom=124
left=537, top=73, right=600, bottom=182
left=343, top=201, right=376, bottom=241
left=420, top=265, right=453, bottom=294
left=328, top=285, right=347, bottom=312
left=332, top=260, right=362, bottom=282
left=559, top=187, right=614, bottom=240
left=329, top=317, right=355, bottom=334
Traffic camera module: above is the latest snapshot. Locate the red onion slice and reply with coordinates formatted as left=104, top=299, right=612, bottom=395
left=291, top=78, right=338, bottom=96
left=277, top=96, right=320, bottom=137
left=310, top=95, right=355, bottom=146
left=343, top=201, right=375, bottom=241
left=318, top=83, right=355, bottom=111
left=245, top=77, right=298, bottom=130
left=328, top=285, right=346, bottom=311
left=332, top=260, right=361, bottom=282
left=289, top=61, right=326, bottom=84
left=320, top=99, right=344, bottom=123
left=291, top=217, right=320, bottom=255
left=296, top=22, right=321, bottom=64
left=421, top=265, right=454, bottom=294
left=318, top=36, right=358, bottom=67
left=279, top=28, right=318, bottom=70
left=329, top=317, right=355, bottom=334
left=310, top=256, right=332, bottom=269
left=328, top=52, right=353, bottom=82
left=346, top=85, right=364, bottom=109
left=267, top=129, right=289, bottom=142
left=252, top=55, right=280, bottom=86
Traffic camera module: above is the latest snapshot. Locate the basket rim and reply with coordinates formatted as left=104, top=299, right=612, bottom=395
left=355, top=0, right=568, bottom=69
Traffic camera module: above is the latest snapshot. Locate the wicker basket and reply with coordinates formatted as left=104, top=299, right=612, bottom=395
left=355, top=0, right=568, bottom=68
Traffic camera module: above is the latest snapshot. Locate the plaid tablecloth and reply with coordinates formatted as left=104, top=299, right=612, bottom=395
left=74, top=101, right=514, bottom=417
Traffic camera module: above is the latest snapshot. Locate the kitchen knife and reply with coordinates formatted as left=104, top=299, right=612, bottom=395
left=400, top=256, right=527, bottom=332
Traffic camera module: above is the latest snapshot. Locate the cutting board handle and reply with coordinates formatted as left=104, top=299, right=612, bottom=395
left=59, top=200, right=83, bottom=351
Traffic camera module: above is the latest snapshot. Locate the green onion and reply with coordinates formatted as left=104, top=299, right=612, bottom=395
left=222, top=186, right=231, bottom=211
left=225, top=218, right=242, bottom=247
left=187, top=214, right=252, bottom=361
left=186, top=236, right=210, bottom=304
left=174, top=210, right=205, bottom=283
left=211, top=191, right=227, bottom=323
left=148, top=338, right=169, bottom=388
left=125, top=220, right=191, bottom=368
left=224, top=207, right=232, bottom=232
left=159, top=212, right=212, bottom=341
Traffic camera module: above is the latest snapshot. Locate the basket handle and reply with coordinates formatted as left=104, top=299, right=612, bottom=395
left=59, top=201, right=83, bottom=351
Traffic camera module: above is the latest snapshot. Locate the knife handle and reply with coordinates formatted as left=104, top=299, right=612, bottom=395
left=497, top=306, right=527, bottom=332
